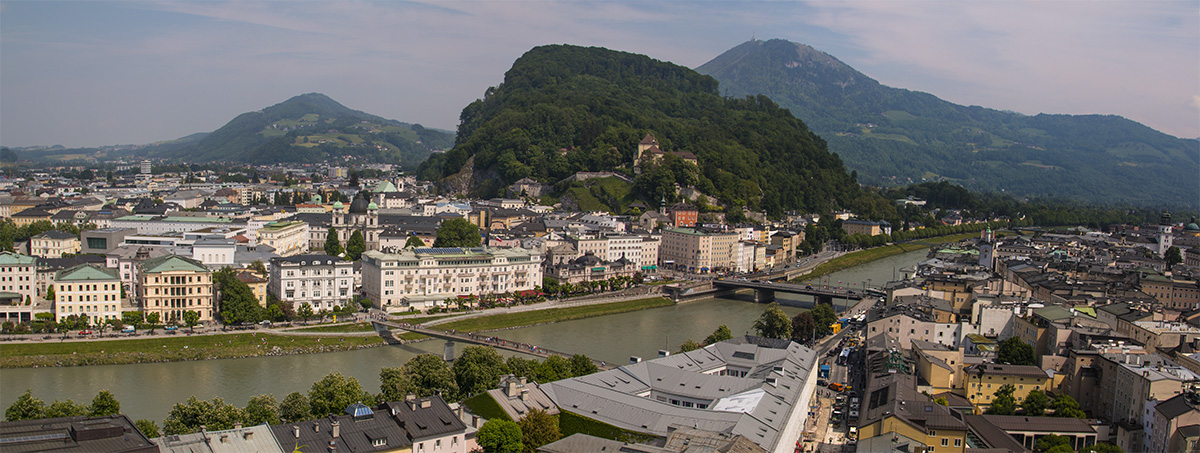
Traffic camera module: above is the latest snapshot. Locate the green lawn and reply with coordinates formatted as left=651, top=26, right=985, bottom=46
left=289, top=322, right=377, bottom=333
left=432, top=297, right=673, bottom=333
left=0, top=333, right=385, bottom=368
left=558, top=410, right=656, bottom=443
left=461, top=392, right=511, bottom=422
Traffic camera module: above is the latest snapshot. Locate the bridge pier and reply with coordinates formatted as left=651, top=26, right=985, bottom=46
left=754, top=288, right=775, bottom=303
left=816, top=294, right=833, bottom=306
left=444, top=340, right=455, bottom=361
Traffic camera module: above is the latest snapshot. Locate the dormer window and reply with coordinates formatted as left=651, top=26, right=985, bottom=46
left=372, top=438, right=387, bottom=447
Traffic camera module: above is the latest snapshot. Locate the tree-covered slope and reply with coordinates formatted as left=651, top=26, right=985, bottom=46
left=697, top=39, right=1200, bottom=210
left=156, top=93, right=454, bottom=167
left=420, top=44, right=860, bottom=215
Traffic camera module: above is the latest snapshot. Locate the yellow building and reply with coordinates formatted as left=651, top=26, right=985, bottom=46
left=53, top=263, right=122, bottom=324
left=859, top=374, right=969, bottom=453
left=138, top=254, right=215, bottom=323
left=258, top=220, right=309, bottom=257
left=236, top=271, right=269, bottom=308
left=960, top=363, right=1052, bottom=414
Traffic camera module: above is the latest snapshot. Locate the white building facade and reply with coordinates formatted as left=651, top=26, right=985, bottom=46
left=269, top=254, right=356, bottom=312
left=362, top=247, right=542, bottom=312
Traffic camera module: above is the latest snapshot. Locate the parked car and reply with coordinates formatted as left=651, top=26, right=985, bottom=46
left=78, top=330, right=93, bottom=335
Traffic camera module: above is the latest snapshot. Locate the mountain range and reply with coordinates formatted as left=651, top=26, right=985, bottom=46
left=696, top=39, right=1199, bottom=209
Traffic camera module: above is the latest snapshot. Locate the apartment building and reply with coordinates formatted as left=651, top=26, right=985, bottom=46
left=0, top=251, right=37, bottom=304
left=960, top=363, right=1052, bottom=414
left=1094, top=352, right=1198, bottom=427
left=137, top=255, right=215, bottom=323
left=660, top=227, right=740, bottom=273
left=53, top=263, right=122, bottom=324
left=29, top=230, right=81, bottom=259
left=258, top=220, right=309, bottom=257
left=269, top=254, right=355, bottom=312
left=566, top=234, right=658, bottom=268
left=1141, top=273, right=1200, bottom=311
left=361, top=247, right=541, bottom=312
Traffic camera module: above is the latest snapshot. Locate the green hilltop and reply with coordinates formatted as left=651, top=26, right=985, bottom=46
left=419, top=44, right=860, bottom=216
left=155, top=93, right=454, bottom=167
left=696, top=39, right=1200, bottom=210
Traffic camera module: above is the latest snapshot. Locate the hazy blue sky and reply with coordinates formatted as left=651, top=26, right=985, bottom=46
left=2, top=0, right=1197, bottom=148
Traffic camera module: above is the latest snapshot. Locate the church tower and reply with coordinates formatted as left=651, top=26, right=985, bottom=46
left=1159, top=211, right=1174, bottom=257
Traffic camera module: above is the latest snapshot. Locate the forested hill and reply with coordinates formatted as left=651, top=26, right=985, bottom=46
left=418, top=44, right=860, bottom=216
left=696, top=39, right=1200, bottom=210
left=151, top=93, right=454, bottom=167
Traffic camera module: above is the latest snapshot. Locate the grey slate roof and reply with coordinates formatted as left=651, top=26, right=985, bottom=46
left=0, top=414, right=158, bottom=453
left=269, top=412, right=408, bottom=453
left=383, top=395, right=467, bottom=441
left=542, top=337, right=816, bottom=452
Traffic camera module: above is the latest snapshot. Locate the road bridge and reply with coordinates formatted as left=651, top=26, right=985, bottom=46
left=371, top=319, right=614, bottom=370
left=712, top=279, right=883, bottom=306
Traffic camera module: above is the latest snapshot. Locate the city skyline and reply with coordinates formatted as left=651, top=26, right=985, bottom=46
left=2, top=0, right=1197, bottom=148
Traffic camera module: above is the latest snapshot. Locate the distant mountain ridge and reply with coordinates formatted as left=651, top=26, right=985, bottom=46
left=696, top=39, right=1200, bottom=209
left=153, top=93, right=454, bottom=166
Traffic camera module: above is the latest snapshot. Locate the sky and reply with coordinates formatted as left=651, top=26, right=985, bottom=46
left=2, top=0, right=1197, bottom=148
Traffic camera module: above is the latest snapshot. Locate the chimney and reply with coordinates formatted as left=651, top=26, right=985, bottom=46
left=421, top=399, right=431, bottom=409
left=520, top=389, right=531, bottom=403
left=328, top=439, right=337, bottom=452
left=220, top=434, right=229, bottom=443
left=234, top=422, right=242, bottom=430
left=331, top=421, right=340, bottom=439
left=313, top=422, right=320, bottom=433
left=293, top=426, right=300, bottom=439
left=409, top=400, right=418, bottom=411
left=406, top=392, right=416, bottom=401
left=244, top=431, right=254, bottom=440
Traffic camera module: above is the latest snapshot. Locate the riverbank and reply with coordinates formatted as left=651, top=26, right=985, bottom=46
left=789, top=231, right=985, bottom=283
left=430, top=297, right=674, bottom=333
left=0, top=332, right=386, bottom=368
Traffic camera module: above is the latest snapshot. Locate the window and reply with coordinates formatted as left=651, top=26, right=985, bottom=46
left=954, top=438, right=962, bottom=447
left=372, top=438, right=387, bottom=447
left=929, top=430, right=936, bottom=437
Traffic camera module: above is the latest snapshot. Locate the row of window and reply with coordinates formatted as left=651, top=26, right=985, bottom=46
left=61, top=304, right=117, bottom=313
left=62, top=283, right=117, bottom=292
left=0, top=267, right=33, bottom=273
left=62, top=294, right=116, bottom=302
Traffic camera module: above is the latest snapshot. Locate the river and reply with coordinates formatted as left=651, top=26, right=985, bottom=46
left=0, top=248, right=929, bottom=423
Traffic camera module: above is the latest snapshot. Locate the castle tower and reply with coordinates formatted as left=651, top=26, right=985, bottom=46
left=1159, top=211, right=1173, bottom=257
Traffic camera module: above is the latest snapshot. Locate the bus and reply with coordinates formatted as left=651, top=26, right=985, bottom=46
left=837, top=347, right=851, bottom=365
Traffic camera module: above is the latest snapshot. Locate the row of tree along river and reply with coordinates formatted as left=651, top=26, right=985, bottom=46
left=0, top=248, right=929, bottom=423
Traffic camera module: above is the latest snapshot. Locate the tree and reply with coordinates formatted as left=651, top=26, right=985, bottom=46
left=88, top=390, right=121, bottom=416
left=215, top=268, right=262, bottom=326
left=996, top=336, right=1036, bottom=366
left=535, top=355, right=572, bottom=383
left=324, top=227, right=343, bottom=257
left=163, top=396, right=248, bottom=435
left=678, top=339, right=702, bottom=352
left=122, top=311, right=144, bottom=329
left=934, top=397, right=949, bottom=406
left=279, top=392, right=312, bottom=422
left=1166, top=246, right=1183, bottom=268
left=45, top=399, right=88, bottom=418
left=1021, top=389, right=1049, bottom=416
left=791, top=312, right=817, bottom=343
left=308, top=372, right=374, bottom=418
left=45, top=284, right=54, bottom=301
left=345, top=230, right=366, bottom=261
left=454, top=346, right=511, bottom=397
left=811, top=303, right=837, bottom=336
left=298, top=303, right=314, bottom=324
left=1034, top=434, right=1073, bottom=453
left=433, top=218, right=481, bottom=248
left=753, top=303, right=792, bottom=339
left=703, top=325, right=732, bottom=345
left=1051, top=394, right=1086, bottom=418
left=249, top=260, right=268, bottom=276
left=1082, top=443, right=1123, bottom=453
left=145, top=312, right=161, bottom=333
left=506, top=357, right=540, bottom=381
left=568, top=354, right=598, bottom=377
left=478, top=419, right=523, bottom=453
left=397, top=354, right=460, bottom=401
left=5, top=389, right=46, bottom=421
left=244, top=394, right=281, bottom=425
left=359, top=297, right=373, bottom=311
left=985, top=384, right=1016, bottom=415
left=518, top=408, right=561, bottom=452
left=135, top=419, right=160, bottom=438
left=379, top=367, right=414, bottom=403
left=349, top=171, right=359, bottom=187
left=405, top=235, right=425, bottom=248
left=182, top=310, right=200, bottom=331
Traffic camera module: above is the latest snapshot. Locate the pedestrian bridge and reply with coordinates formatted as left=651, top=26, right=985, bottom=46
left=371, top=319, right=613, bottom=370
left=711, top=279, right=883, bottom=304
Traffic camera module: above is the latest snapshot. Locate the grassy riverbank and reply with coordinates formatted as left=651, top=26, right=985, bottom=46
left=790, top=231, right=984, bottom=283
left=0, top=333, right=385, bottom=368
left=288, top=322, right=377, bottom=333
left=431, top=297, right=674, bottom=333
